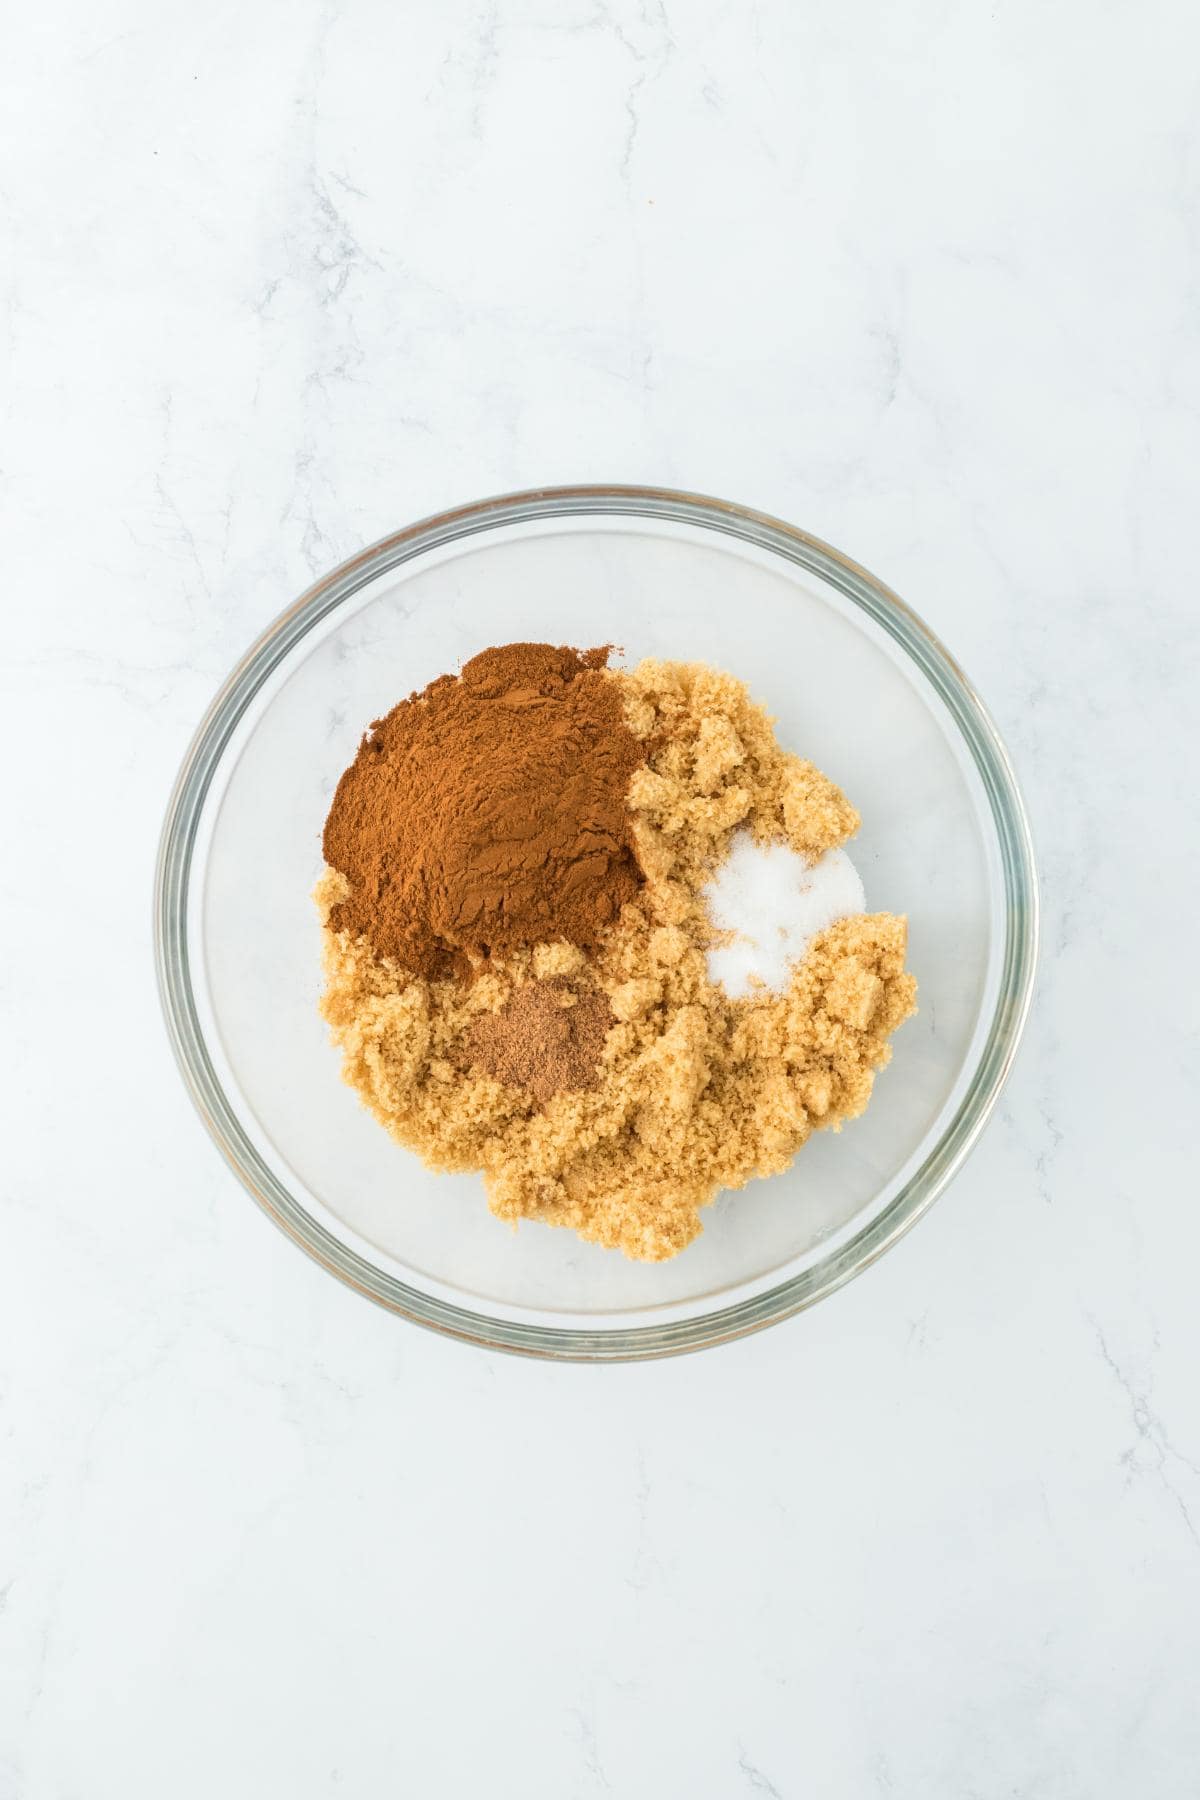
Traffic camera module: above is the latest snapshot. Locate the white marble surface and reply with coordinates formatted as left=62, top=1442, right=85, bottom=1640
left=3, top=0, right=1198, bottom=1792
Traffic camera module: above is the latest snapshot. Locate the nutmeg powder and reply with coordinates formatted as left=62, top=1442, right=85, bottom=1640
left=467, top=979, right=614, bottom=1106
left=322, top=643, right=650, bottom=978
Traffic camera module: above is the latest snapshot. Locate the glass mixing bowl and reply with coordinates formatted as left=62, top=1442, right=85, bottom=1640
left=155, top=487, right=1037, bottom=1360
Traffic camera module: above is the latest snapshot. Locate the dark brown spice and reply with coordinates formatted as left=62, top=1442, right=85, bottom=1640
left=321, top=643, right=649, bottom=978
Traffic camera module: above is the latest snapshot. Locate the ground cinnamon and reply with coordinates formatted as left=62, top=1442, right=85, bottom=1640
left=322, top=643, right=650, bottom=978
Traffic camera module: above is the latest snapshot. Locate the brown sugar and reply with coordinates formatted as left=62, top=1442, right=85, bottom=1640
left=467, top=980, right=614, bottom=1106
left=316, top=657, right=917, bottom=1261
left=321, top=643, right=650, bottom=979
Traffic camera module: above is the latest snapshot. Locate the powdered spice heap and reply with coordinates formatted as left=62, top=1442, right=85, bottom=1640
left=467, top=980, right=614, bottom=1105
left=322, top=643, right=649, bottom=978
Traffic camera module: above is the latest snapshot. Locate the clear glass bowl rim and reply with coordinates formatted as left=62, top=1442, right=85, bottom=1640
left=154, top=484, right=1039, bottom=1361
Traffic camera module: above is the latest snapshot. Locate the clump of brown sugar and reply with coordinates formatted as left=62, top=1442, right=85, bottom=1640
left=322, top=642, right=649, bottom=979
left=317, top=655, right=917, bottom=1262
left=466, top=980, right=614, bottom=1106
left=620, top=656, right=861, bottom=894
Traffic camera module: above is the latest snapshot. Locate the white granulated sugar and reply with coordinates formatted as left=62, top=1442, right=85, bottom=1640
left=704, top=834, right=866, bottom=999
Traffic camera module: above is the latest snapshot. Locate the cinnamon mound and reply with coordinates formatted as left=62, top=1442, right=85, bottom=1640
left=322, top=643, right=649, bottom=978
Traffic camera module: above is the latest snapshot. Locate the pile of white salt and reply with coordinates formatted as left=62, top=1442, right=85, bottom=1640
left=703, top=833, right=866, bottom=999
